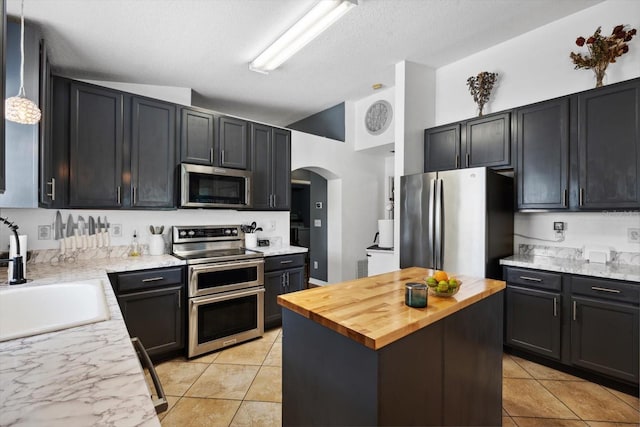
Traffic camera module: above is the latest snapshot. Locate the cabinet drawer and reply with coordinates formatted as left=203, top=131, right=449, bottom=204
left=571, top=276, right=639, bottom=304
left=265, top=253, right=305, bottom=272
left=113, top=267, right=184, bottom=293
left=505, top=267, right=562, bottom=291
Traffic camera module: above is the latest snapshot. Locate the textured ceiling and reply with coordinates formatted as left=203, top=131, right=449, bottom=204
left=7, top=0, right=602, bottom=126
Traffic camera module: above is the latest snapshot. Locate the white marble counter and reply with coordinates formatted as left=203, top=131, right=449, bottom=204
left=500, top=255, right=640, bottom=283
left=251, top=245, right=308, bottom=256
left=0, top=255, right=186, bottom=426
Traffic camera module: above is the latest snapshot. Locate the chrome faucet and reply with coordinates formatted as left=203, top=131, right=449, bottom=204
left=1, top=217, right=26, bottom=285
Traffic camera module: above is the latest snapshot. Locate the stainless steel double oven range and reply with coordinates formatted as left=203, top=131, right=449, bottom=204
left=172, top=225, right=265, bottom=358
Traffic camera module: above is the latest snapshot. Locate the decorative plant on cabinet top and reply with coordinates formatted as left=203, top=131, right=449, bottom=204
left=570, top=24, right=637, bottom=88
left=467, top=71, right=498, bottom=116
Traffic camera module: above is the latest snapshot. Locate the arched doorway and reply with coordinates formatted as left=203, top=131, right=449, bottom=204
left=291, top=167, right=336, bottom=284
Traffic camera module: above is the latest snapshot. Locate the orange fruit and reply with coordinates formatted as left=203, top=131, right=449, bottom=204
left=433, top=270, right=448, bottom=282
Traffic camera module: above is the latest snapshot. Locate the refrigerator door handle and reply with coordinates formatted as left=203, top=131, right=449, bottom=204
left=428, top=178, right=437, bottom=268
left=434, top=178, right=444, bottom=270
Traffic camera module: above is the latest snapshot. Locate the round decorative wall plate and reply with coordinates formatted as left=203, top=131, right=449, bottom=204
left=364, top=100, right=393, bottom=135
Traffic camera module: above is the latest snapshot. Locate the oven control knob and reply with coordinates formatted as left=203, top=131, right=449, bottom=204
left=179, top=231, right=187, bottom=237
left=224, top=229, right=231, bottom=235
left=231, top=229, right=238, bottom=235
left=188, top=230, right=195, bottom=236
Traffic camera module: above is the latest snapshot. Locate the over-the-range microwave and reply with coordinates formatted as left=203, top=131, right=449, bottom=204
left=180, top=163, right=252, bottom=209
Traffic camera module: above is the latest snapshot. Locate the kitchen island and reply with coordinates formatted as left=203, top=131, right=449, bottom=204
left=277, top=267, right=506, bottom=426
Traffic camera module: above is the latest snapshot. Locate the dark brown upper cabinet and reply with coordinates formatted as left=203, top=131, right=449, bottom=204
left=424, top=124, right=460, bottom=172
left=516, top=98, right=570, bottom=210
left=576, top=79, right=640, bottom=210
left=424, top=112, right=512, bottom=173
left=218, top=116, right=248, bottom=170
left=179, top=106, right=215, bottom=165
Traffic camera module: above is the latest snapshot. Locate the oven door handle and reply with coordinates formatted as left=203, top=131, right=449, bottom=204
left=189, top=259, right=265, bottom=275
left=190, top=286, right=265, bottom=305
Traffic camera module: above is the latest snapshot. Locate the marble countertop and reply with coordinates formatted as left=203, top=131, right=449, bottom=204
left=0, top=255, right=186, bottom=426
left=278, top=267, right=505, bottom=350
left=251, top=245, right=308, bottom=256
left=500, top=255, right=640, bottom=283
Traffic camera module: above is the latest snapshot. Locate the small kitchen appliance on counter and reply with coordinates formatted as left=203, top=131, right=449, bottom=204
left=171, top=225, right=265, bottom=357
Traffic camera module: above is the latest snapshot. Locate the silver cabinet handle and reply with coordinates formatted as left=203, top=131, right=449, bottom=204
left=47, top=178, right=56, bottom=201
left=117, top=186, right=121, bottom=204
left=519, top=276, right=542, bottom=282
left=563, top=189, right=567, bottom=207
left=465, top=152, right=470, bottom=168
left=221, top=150, right=225, bottom=164
left=579, top=188, right=584, bottom=206
left=177, top=289, right=181, bottom=309
left=553, top=297, right=557, bottom=317
left=591, top=286, right=621, bottom=294
left=131, top=337, right=168, bottom=414
left=142, top=276, right=165, bottom=282
left=281, top=273, right=286, bottom=291
left=573, top=300, right=577, bottom=321
left=132, top=186, right=137, bottom=205
left=280, top=260, right=293, bottom=264
left=210, top=148, right=214, bottom=164
left=273, top=194, right=277, bottom=207
left=455, top=154, right=460, bottom=168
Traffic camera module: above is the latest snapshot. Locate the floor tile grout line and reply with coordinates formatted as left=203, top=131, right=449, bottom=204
left=599, top=385, right=640, bottom=414
left=534, top=378, right=585, bottom=422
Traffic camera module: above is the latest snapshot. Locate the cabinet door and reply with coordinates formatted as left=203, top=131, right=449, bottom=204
left=577, top=81, right=640, bottom=209
left=464, top=112, right=511, bottom=169
left=517, top=99, right=569, bottom=209
left=264, top=270, right=285, bottom=329
left=218, top=116, right=248, bottom=169
left=118, top=286, right=184, bottom=358
left=287, top=267, right=305, bottom=292
left=424, top=124, right=460, bottom=172
left=505, top=286, right=561, bottom=360
left=131, top=97, right=176, bottom=208
left=272, top=128, right=291, bottom=210
left=571, top=296, right=639, bottom=383
left=180, top=107, right=215, bottom=165
left=251, top=123, right=273, bottom=210
left=69, top=83, right=123, bottom=208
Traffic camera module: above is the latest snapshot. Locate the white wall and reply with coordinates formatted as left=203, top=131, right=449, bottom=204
left=0, top=207, right=289, bottom=253
left=434, top=0, right=640, bottom=255
left=78, top=79, right=192, bottom=106
left=435, top=0, right=640, bottom=124
left=291, top=100, right=385, bottom=283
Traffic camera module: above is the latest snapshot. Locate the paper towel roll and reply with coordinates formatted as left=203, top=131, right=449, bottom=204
left=378, top=219, right=394, bottom=249
left=8, top=234, right=27, bottom=282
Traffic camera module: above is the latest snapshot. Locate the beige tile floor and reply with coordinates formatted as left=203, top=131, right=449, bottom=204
left=155, top=328, right=639, bottom=426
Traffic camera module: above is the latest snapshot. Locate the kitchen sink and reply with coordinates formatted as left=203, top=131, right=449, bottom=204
left=0, top=280, right=111, bottom=342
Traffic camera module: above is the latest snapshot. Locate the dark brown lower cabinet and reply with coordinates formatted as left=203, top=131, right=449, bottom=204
left=506, top=285, right=561, bottom=360
left=571, top=296, right=639, bottom=384
left=109, top=267, right=185, bottom=361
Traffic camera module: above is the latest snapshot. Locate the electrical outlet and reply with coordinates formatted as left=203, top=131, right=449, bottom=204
left=111, top=224, right=123, bottom=237
left=553, top=222, right=564, bottom=231
left=314, top=219, right=321, bottom=227
left=628, top=228, right=640, bottom=243
left=37, top=225, right=51, bottom=240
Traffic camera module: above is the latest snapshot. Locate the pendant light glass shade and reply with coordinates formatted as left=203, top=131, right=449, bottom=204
left=5, top=0, right=41, bottom=125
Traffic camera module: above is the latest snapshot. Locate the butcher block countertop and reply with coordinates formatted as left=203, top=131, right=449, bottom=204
left=277, top=266, right=505, bottom=350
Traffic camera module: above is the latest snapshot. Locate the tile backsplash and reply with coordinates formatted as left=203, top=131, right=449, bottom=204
left=518, top=244, right=640, bottom=266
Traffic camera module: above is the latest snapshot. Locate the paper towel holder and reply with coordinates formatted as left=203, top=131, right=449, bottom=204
left=1, top=217, right=27, bottom=285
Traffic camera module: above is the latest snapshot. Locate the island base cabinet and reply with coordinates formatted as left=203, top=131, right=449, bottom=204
left=282, top=291, right=503, bottom=426
left=571, top=296, right=639, bottom=384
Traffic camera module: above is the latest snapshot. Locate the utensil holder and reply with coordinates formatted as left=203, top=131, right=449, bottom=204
left=245, top=233, right=257, bottom=249
left=149, top=234, right=165, bottom=256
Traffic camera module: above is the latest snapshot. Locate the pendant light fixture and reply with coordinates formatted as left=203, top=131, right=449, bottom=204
left=5, top=0, right=41, bottom=125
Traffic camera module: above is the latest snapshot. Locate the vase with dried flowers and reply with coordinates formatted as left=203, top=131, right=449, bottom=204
left=570, top=24, right=636, bottom=88
left=466, top=71, right=498, bottom=116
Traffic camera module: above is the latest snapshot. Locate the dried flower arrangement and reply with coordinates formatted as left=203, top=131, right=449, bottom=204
left=570, top=24, right=637, bottom=88
left=466, top=71, right=498, bottom=116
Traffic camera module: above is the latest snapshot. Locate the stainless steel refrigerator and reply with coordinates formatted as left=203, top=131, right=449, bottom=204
left=400, top=167, right=513, bottom=279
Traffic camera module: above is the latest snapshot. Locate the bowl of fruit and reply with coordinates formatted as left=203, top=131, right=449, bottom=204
left=425, top=271, right=461, bottom=297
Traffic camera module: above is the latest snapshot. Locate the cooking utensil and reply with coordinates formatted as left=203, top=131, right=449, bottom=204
left=54, top=211, right=63, bottom=240
left=102, top=216, right=110, bottom=247
left=250, top=221, right=257, bottom=232
left=88, top=216, right=95, bottom=235
left=150, top=225, right=155, bottom=234
left=158, top=225, right=164, bottom=234
left=78, top=216, right=86, bottom=250
left=66, top=214, right=76, bottom=251
left=96, top=217, right=103, bottom=247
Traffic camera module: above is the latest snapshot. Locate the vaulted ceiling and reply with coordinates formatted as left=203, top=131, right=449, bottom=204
left=7, top=0, right=602, bottom=126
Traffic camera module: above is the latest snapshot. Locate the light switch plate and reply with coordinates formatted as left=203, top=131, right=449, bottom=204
left=314, top=219, right=321, bottom=227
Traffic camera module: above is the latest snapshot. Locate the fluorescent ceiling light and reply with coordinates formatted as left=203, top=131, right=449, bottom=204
left=249, top=0, right=357, bottom=73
